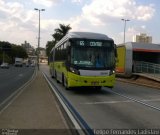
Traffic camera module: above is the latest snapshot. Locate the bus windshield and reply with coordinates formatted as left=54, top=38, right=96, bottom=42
left=70, top=42, right=115, bottom=69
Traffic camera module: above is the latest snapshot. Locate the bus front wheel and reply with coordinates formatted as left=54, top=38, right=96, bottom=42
left=63, top=75, right=70, bottom=90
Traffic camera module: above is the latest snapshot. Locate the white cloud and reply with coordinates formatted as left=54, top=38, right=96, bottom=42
left=0, top=0, right=68, bottom=47
left=0, top=1, right=23, bottom=19
left=0, top=0, right=38, bottom=46
left=141, top=25, right=146, bottom=29
left=69, top=16, right=91, bottom=31
left=82, top=0, right=155, bottom=25
left=32, top=0, right=83, bottom=6
left=0, top=0, right=157, bottom=47
left=0, top=0, right=36, bottom=23
left=71, top=0, right=82, bottom=3
left=117, top=25, right=149, bottom=43
left=128, top=25, right=148, bottom=34
left=32, top=0, right=61, bottom=7
left=135, top=5, right=155, bottom=21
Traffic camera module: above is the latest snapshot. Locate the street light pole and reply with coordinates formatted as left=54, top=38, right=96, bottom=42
left=121, top=19, right=130, bottom=45
left=34, top=8, right=45, bottom=70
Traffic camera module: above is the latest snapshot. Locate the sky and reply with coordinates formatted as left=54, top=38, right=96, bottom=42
left=0, top=0, right=160, bottom=48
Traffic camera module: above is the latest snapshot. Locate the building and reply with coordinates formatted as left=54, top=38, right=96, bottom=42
left=38, top=47, right=48, bottom=63
left=133, top=33, right=152, bottom=43
left=116, top=42, right=160, bottom=77
left=21, top=41, right=35, bottom=56
left=21, top=41, right=37, bottom=64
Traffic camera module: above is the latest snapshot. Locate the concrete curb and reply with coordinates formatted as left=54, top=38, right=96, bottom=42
left=116, top=77, right=160, bottom=90
left=132, top=73, right=160, bottom=82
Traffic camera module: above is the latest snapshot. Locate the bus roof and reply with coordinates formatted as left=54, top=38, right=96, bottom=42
left=54, top=32, right=113, bottom=48
left=66, top=32, right=113, bottom=40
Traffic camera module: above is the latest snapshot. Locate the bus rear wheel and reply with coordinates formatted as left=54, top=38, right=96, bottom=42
left=55, top=71, right=59, bottom=83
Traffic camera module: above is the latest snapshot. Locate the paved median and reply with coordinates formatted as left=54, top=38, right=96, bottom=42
left=0, top=70, right=71, bottom=135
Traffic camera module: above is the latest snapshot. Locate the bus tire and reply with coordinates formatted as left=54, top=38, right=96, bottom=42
left=107, top=86, right=113, bottom=89
left=51, top=70, right=55, bottom=78
left=55, top=71, right=59, bottom=83
left=62, top=74, right=65, bottom=86
left=51, top=71, right=54, bottom=78
left=63, top=75, right=70, bottom=90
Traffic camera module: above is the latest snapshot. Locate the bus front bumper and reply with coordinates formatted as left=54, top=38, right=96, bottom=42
left=67, top=73, right=115, bottom=88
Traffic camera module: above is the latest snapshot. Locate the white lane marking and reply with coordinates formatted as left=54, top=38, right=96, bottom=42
left=142, top=98, right=160, bottom=102
left=105, top=88, right=160, bottom=111
left=82, top=100, right=132, bottom=105
left=18, top=74, right=23, bottom=77
left=42, top=72, right=84, bottom=134
left=0, top=69, right=37, bottom=114
left=82, top=98, right=160, bottom=105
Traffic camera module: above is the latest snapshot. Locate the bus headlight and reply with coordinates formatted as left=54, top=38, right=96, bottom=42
left=109, top=70, right=115, bottom=75
left=69, top=67, right=80, bottom=75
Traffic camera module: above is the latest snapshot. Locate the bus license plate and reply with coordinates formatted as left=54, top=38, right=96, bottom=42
left=91, top=81, right=99, bottom=86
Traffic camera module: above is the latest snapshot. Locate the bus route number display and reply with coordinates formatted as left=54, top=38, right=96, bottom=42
left=79, top=41, right=102, bottom=47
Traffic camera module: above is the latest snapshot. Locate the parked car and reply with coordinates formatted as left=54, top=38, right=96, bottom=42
left=0, top=63, right=9, bottom=69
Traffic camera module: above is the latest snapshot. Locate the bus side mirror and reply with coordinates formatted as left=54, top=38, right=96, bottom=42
left=115, top=49, right=117, bottom=57
left=114, top=44, right=117, bottom=57
left=114, top=44, right=118, bottom=58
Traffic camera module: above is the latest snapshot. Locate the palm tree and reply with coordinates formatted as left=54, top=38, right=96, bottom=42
left=46, top=24, right=72, bottom=63
left=53, top=24, right=72, bottom=42
left=46, top=41, right=55, bottom=57
left=52, top=32, right=62, bottom=43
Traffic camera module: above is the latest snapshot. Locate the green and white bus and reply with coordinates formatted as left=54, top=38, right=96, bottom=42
left=49, top=32, right=117, bottom=90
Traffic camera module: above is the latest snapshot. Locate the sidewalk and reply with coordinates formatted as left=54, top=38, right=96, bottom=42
left=0, top=70, right=72, bottom=135
left=133, top=73, right=160, bottom=82
left=117, top=73, right=160, bottom=89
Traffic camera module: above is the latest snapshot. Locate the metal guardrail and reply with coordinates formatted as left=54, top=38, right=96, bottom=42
left=134, top=61, right=160, bottom=74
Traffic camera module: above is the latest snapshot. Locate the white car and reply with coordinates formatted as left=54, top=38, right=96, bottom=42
left=1, top=63, right=9, bottom=69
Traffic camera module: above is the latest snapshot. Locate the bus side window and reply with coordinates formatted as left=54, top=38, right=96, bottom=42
left=66, top=45, right=71, bottom=62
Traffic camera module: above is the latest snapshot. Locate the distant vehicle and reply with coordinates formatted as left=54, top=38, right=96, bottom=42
left=15, top=57, right=23, bottom=67
left=25, top=62, right=29, bottom=67
left=1, top=63, right=9, bottom=69
left=31, top=63, right=35, bottom=67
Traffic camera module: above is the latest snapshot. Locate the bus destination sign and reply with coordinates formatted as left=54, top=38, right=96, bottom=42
left=78, top=41, right=102, bottom=47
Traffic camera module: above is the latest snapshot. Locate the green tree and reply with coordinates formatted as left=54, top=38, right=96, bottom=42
left=11, top=45, right=28, bottom=58
left=0, top=41, right=28, bottom=64
left=0, top=53, right=11, bottom=63
left=46, top=41, right=55, bottom=57
left=0, top=41, right=12, bottom=63
left=46, top=24, right=72, bottom=62
left=54, top=24, right=72, bottom=42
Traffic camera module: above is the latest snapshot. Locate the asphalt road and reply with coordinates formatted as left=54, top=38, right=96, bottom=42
left=41, top=64, right=160, bottom=130
left=0, top=65, right=35, bottom=104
